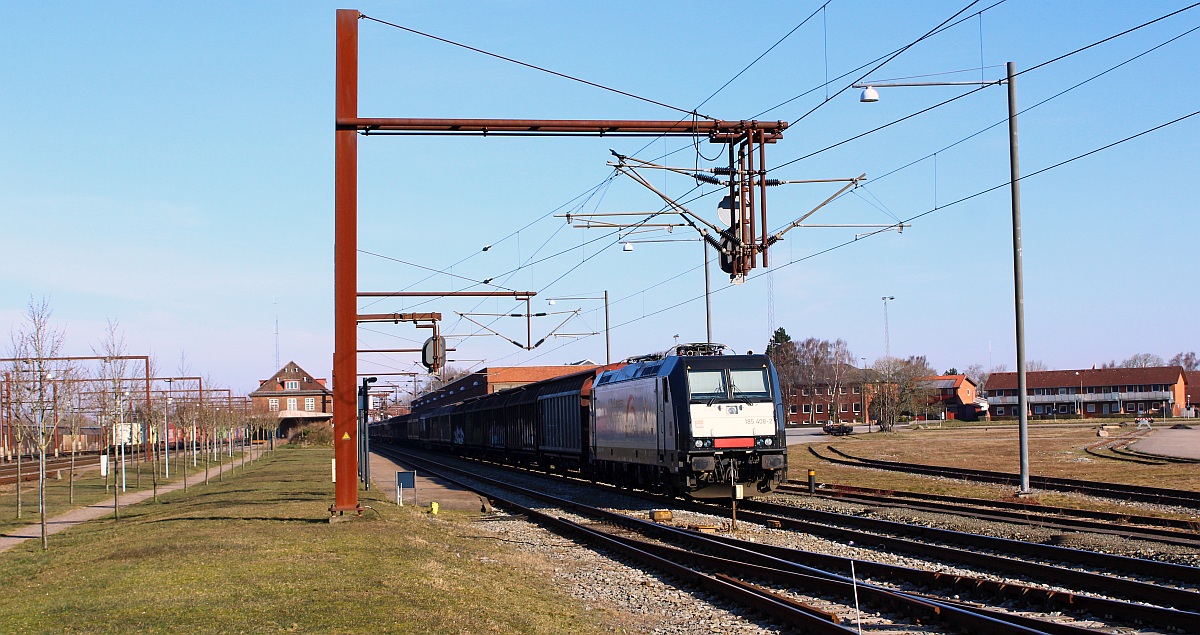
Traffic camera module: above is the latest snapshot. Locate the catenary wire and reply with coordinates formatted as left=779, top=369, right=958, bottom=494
left=770, top=2, right=1200, bottom=173
left=359, top=14, right=714, bottom=121
left=790, top=0, right=984, bottom=124
left=515, top=107, right=1200, bottom=364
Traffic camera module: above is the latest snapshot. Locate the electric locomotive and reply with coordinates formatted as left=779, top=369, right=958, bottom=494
left=372, top=342, right=788, bottom=499
left=590, top=342, right=787, bottom=497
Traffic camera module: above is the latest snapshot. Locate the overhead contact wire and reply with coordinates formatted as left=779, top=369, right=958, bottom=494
left=360, top=14, right=715, bottom=121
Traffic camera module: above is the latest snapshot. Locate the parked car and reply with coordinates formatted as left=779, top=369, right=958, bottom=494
left=823, top=422, right=854, bottom=436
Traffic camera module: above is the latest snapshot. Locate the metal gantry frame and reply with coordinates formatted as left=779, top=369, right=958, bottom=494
left=333, top=9, right=789, bottom=513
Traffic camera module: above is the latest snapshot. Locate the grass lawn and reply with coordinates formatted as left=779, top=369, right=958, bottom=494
left=0, top=447, right=624, bottom=634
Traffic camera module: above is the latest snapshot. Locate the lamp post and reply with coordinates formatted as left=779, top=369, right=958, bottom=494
left=856, top=62, right=1030, bottom=493
left=164, top=378, right=173, bottom=479
left=1080, top=369, right=1089, bottom=417
left=359, top=376, right=377, bottom=489
left=116, top=390, right=128, bottom=492
left=37, top=370, right=54, bottom=550
left=860, top=356, right=868, bottom=431
left=546, top=292, right=611, bottom=363
left=881, top=296, right=894, bottom=430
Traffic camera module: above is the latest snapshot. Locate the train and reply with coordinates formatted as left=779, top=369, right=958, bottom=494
left=370, top=343, right=788, bottom=498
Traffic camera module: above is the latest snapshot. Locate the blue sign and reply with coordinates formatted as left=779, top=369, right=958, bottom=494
left=396, top=471, right=416, bottom=489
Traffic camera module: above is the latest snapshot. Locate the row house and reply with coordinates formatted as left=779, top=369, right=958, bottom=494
left=984, top=366, right=1188, bottom=419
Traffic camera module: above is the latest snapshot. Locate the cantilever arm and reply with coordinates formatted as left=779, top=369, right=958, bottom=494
left=768, top=173, right=866, bottom=245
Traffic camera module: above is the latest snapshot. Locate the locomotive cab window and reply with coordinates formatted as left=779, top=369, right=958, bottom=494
left=687, top=370, right=726, bottom=401
left=687, top=368, right=772, bottom=402
left=729, top=369, right=770, bottom=400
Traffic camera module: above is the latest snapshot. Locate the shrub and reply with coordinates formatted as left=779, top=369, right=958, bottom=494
left=289, top=422, right=333, bottom=447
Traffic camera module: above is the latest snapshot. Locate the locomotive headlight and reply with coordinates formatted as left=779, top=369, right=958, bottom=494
left=763, top=437, right=773, bottom=446
left=694, top=439, right=704, bottom=448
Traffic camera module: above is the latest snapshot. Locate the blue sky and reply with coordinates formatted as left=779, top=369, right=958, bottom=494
left=2, top=1, right=1197, bottom=393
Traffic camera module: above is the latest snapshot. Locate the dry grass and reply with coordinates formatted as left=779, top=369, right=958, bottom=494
left=0, top=447, right=627, bottom=634
left=790, top=426, right=1200, bottom=517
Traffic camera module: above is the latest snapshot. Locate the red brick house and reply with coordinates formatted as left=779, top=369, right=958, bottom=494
left=248, top=361, right=333, bottom=437
left=984, top=366, right=1188, bottom=419
left=916, top=375, right=984, bottom=420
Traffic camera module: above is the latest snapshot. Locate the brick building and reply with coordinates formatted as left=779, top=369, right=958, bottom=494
left=984, top=366, right=1188, bottom=419
left=916, top=374, right=985, bottom=420
left=248, top=361, right=333, bottom=437
left=785, top=366, right=879, bottom=426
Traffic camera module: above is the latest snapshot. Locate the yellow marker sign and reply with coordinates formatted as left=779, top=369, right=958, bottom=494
left=342, top=432, right=350, bottom=440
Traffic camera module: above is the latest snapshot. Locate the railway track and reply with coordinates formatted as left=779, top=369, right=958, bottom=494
left=811, top=445, right=1200, bottom=509
left=779, top=483, right=1200, bottom=547
left=377, top=444, right=1200, bottom=634
left=0, top=453, right=101, bottom=486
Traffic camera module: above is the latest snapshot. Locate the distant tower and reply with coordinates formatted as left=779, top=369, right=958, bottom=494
left=273, top=297, right=281, bottom=371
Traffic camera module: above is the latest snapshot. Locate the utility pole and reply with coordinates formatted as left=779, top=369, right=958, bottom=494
left=882, top=296, right=895, bottom=429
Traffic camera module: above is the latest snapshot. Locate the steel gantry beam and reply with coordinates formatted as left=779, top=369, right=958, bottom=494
left=332, top=9, right=788, bottom=515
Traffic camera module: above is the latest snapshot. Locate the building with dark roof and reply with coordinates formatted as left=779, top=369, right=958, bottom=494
left=984, top=366, right=1188, bottom=419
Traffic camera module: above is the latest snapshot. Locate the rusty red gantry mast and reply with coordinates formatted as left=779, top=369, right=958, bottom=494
left=333, top=9, right=788, bottom=514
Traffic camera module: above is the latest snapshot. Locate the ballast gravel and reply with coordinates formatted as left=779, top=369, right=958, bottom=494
left=407, top=451, right=1188, bottom=634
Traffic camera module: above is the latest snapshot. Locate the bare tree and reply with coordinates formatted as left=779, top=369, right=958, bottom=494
left=796, top=338, right=830, bottom=424
left=826, top=339, right=854, bottom=422
left=9, top=297, right=69, bottom=549
left=870, top=355, right=936, bottom=431
left=966, top=363, right=1007, bottom=397
left=4, top=345, right=33, bottom=520
left=869, top=356, right=899, bottom=431
left=1168, top=351, right=1198, bottom=371
left=63, top=385, right=84, bottom=504
left=93, top=319, right=130, bottom=518
left=894, top=356, right=938, bottom=423
left=1122, top=353, right=1166, bottom=368
left=1026, top=359, right=1050, bottom=372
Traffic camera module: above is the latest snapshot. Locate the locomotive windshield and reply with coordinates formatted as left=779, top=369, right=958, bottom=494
left=687, top=370, right=727, bottom=400
left=687, top=368, right=771, bottom=402
left=729, top=369, right=771, bottom=399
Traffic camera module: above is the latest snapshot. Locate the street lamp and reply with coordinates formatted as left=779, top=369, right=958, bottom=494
left=37, top=370, right=54, bottom=550
left=1075, top=371, right=1083, bottom=418
left=881, top=296, right=894, bottom=430
left=359, top=376, right=377, bottom=490
left=115, top=389, right=129, bottom=492
left=164, top=378, right=173, bottom=479
left=860, top=356, right=868, bottom=431
left=546, top=292, right=611, bottom=364
left=856, top=62, right=1031, bottom=494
